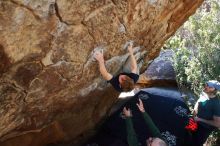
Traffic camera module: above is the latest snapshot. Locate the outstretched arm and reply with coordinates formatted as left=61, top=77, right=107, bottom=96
left=127, top=44, right=138, bottom=74
left=94, top=51, right=113, bottom=81
left=136, top=99, right=161, bottom=138
left=123, top=107, right=139, bottom=146
left=195, top=116, right=220, bottom=128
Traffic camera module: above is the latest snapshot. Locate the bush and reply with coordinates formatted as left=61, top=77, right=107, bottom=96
left=166, top=0, right=220, bottom=96
left=165, top=1, right=220, bottom=145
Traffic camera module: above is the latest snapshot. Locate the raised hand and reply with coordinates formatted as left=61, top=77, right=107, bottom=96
left=94, top=50, right=104, bottom=63
left=123, top=107, right=132, bottom=117
left=136, top=98, right=145, bottom=113
left=127, top=42, right=133, bottom=54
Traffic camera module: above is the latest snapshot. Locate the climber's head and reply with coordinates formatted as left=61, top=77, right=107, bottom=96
left=119, top=75, right=135, bottom=92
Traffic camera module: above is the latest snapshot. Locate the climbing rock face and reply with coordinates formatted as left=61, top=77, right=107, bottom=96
left=0, top=0, right=203, bottom=146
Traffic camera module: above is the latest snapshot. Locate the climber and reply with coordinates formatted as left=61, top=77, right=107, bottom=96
left=94, top=42, right=139, bottom=92
left=191, top=80, right=220, bottom=145
left=123, top=98, right=167, bottom=146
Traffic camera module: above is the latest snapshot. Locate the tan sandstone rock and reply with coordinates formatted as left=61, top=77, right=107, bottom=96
left=0, top=0, right=204, bottom=145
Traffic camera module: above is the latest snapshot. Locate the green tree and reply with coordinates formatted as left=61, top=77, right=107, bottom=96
left=167, top=0, right=220, bottom=95
left=166, top=1, right=220, bottom=144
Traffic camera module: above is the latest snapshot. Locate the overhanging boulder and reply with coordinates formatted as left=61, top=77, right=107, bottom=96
left=0, top=0, right=204, bottom=145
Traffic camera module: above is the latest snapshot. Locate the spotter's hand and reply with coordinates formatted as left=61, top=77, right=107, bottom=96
left=136, top=98, right=145, bottom=113
left=123, top=107, right=132, bottom=117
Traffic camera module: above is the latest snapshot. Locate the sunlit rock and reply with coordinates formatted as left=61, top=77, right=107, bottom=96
left=0, top=0, right=204, bottom=145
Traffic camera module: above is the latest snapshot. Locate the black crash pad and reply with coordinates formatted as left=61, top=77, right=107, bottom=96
left=86, top=88, right=191, bottom=146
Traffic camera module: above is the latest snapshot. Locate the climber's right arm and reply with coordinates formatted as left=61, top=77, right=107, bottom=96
left=128, top=44, right=138, bottom=74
